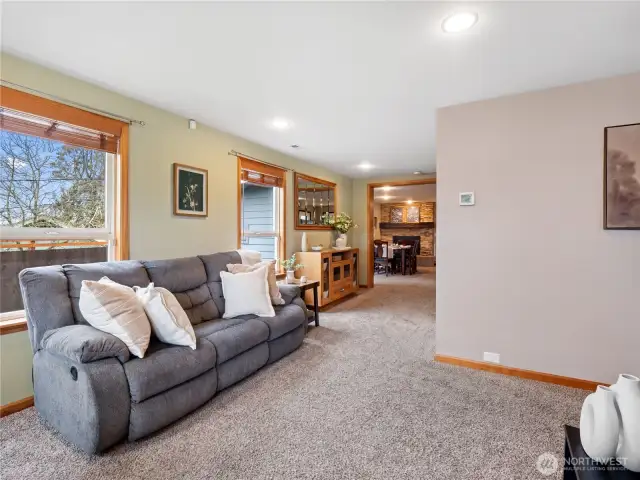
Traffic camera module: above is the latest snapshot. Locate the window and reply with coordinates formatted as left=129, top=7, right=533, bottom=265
left=237, top=156, right=286, bottom=265
left=0, top=87, right=128, bottom=319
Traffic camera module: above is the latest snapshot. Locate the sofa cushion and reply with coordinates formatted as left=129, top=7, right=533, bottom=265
left=193, top=317, right=249, bottom=339
left=201, top=319, right=269, bottom=364
left=142, top=258, right=219, bottom=325
left=41, top=324, right=130, bottom=364
left=199, top=251, right=242, bottom=316
left=64, top=261, right=150, bottom=325
left=123, top=338, right=216, bottom=403
left=258, top=303, right=306, bottom=340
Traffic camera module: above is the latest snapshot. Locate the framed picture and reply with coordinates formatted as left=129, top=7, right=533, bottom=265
left=173, top=163, right=208, bottom=217
left=459, top=192, right=475, bottom=206
left=604, top=123, right=640, bottom=229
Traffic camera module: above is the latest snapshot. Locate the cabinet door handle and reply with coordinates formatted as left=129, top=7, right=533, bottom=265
left=340, top=288, right=345, bottom=292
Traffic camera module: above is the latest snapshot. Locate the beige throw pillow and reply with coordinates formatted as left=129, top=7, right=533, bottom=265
left=79, top=277, right=151, bottom=358
left=220, top=265, right=275, bottom=318
left=135, top=283, right=196, bottom=349
left=226, top=260, right=285, bottom=305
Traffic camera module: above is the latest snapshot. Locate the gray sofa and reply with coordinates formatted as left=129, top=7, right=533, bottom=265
left=19, top=251, right=307, bottom=454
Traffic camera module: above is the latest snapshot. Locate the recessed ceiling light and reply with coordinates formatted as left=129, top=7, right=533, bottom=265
left=358, top=162, right=374, bottom=170
left=271, top=118, right=291, bottom=130
left=442, top=12, right=478, bottom=33
left=406, top=200, right=414, bottom=204
left=382, top=186, right=392, bottom=191
left=413, top=170, right=423, bottom=175
left=382, top=195, right=391, bottom=200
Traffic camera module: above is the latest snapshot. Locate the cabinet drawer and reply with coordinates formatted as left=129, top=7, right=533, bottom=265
left=331, top=280, right=354, bottom=299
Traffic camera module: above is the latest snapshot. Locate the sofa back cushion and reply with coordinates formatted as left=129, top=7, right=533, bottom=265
left=64, top=261, right=151, bottom=325
left=142, top=257, right=218, bottom=325
left=199, top=251, right=242, bottom=317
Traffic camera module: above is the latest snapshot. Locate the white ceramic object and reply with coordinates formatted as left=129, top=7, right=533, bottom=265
left=300, top=276, right=308, bottom=283
left=335, top=233, right=347, bottom=248
left=301, top=232, right=309, bottom=252
left=612, top=374, right=640, bottom=472
left=286, top=270, right=296, bottom=284
left=580, top=386, right=620, bottom=462
left=311, top=245, right=323, bottom=252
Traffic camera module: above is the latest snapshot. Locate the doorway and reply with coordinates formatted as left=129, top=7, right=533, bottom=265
left=367, top=178, right=436, bottom=288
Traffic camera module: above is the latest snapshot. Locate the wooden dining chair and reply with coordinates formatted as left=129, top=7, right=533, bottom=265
left=373, top=240, right=391, bottom=276
left=397, top=240, right=418, bottom=275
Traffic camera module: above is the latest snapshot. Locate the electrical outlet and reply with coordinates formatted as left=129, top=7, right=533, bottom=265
left=483, top=352, right=500, bottom=364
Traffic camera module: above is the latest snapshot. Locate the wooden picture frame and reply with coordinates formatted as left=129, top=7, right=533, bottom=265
left=604, top=123, right=640, bottom=230
left=173, top=163, right=208, bottom=217
left=294, top=172, right=337, bottom=230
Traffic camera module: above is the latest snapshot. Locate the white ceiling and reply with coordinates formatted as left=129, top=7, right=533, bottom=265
left=2, top=2, right=640, bottom=178
left=374, top=184, right=436, bottom=204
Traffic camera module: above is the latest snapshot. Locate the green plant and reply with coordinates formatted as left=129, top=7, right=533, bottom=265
left=321, top=212, right=358, bottom=234
left=280, top=253, right=304, bottom=271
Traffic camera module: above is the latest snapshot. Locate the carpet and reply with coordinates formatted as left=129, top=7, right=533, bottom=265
left=0, top=269, right=587, bottom=479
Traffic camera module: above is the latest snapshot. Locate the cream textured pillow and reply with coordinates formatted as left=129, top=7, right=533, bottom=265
left=135, top=283, right=197, bottom=349
left=226, top=260, right=285, bottom=305
left=220, top=265, right=275, bottom=318
left=236, top=249, right=262, bottom=266
left=79, top=277, right=151, bottom=358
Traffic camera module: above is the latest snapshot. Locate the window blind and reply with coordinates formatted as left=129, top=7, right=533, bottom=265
left=239, top=156, right=286, bottom=188
left=0, top=107, right=119, bottom=154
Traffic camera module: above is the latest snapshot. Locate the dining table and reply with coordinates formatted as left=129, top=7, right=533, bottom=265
left=381, top=244, right=413, bottom=275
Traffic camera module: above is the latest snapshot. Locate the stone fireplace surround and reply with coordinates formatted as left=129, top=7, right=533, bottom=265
left=378, top=202, right=435, bottom=257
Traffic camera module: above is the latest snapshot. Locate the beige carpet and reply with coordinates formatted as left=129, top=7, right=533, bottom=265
left=0, top=269, right=587, bottom=479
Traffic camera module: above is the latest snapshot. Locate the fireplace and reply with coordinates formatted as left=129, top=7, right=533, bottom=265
left=393, top=235, right=420, bottom=253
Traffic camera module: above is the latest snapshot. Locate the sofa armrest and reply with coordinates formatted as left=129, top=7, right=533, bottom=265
left=41, top=325, right=130, bottom=364
left=278, top=284, right=301, bottom=305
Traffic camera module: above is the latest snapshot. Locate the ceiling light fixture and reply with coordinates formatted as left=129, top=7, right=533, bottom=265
left=358, top=162, right=374, bottom=170
left=382, top=195, right=391, bottom=200
left=413, top=170, right=423, bottom=175
left=290, top=144, right=300, bottom=149
left=382, top=186, right=392, bottom=191
left=442, top=12, right=478, bottom=33
left=271, top=118, right=291, bottom=130
left=407, top=200, right=414, bottom=204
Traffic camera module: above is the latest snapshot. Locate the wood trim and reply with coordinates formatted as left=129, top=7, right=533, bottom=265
left=0, top=396, right=34, bottom=417
left=293, top=172, right=336, bottom=231
left=434, top=355, right=603, bottom=391
left=0, top=241, right=108, bottom=249
left=115, top=124, right=130, bottom=260
left=172, top=163, right=209, bottom=217
left=0, top=318, right=28, bottom=335
left=367, top=177, right=436, bottom=288
left=237, top=158, right=242, bottom=248
left=281, top=171, right=287, bottom=261
left=0, top=86, right=126, bottom=137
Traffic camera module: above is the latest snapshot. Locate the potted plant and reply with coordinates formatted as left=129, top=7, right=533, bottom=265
left=322, top=212, right=358, bottom=248
left=280, top=254, right=304, bottom=284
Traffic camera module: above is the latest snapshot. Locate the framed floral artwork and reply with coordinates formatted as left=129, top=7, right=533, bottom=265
left=173, top=163, right=208, bottom=217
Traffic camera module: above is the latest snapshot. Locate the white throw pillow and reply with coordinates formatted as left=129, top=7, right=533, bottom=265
left=135, top=283, right=197, bottom=350
left=226, top=260, right=285, bottom=305
left=236, top=249, right=262, bottom=266
left=220, top=265, right=275, bottom=318
left=79, top=277, right=151, bottom=358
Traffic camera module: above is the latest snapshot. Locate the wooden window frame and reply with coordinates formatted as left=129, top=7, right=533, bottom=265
left=0, top=87, right=129, bottom=332
left=237, top=157, right=286, bottom=269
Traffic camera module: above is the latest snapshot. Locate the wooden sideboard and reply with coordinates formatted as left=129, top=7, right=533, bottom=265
left=295, top=248, right=359, bottom=307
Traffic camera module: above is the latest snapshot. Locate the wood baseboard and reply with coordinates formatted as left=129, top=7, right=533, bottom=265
left=0, top=396, right=34, bottom=417
left=434, top=355, right=602, bottom=391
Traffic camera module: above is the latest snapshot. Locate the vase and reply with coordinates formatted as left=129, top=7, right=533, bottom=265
left=580, top=386, right=620, bottom=463
left=301, top=232, right=309, bottom=252
left=286, top=270, right=296, bottom=284
left=335, top=233, right=347, bottom=248
left=611, top=374, right=640, bottom=472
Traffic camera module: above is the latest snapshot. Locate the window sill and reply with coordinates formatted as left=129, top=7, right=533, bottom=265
left=0, top=318, right=28, bottom=335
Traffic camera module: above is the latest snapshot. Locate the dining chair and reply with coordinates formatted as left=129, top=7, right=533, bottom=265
left=397, top=240, right=418, bottom=275
left=373, top=240, right=392, bottom=277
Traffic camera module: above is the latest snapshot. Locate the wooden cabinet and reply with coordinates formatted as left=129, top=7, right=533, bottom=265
left=296, top=248, right=359, bottom=307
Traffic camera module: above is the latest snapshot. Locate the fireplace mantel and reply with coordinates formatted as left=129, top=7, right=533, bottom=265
left=379, top=222, right=434, bottom=229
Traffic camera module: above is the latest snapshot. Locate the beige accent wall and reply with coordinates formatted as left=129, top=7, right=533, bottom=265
left=436, top=72, right=640, bottom=383
left=0, top=53, right=354, bottom=405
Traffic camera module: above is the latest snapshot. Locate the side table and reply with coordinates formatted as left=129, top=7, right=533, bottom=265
left=278, top=279, right=320, bottom=327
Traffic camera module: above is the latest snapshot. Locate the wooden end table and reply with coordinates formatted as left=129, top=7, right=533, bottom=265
left=278, top=279, right=320, bottom=327
left=564, top=425, right=640, bottom=479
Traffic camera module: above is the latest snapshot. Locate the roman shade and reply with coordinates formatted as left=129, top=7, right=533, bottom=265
left=239, top=156, right=286, bottom=188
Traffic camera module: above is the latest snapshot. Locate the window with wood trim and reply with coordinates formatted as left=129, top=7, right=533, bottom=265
left=237, top=156, right=286, bottom=264
left=0, top=87, right=128, bottom=320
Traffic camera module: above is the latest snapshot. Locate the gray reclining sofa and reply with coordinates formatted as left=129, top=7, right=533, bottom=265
left=19, top=251, right=307, bottom=453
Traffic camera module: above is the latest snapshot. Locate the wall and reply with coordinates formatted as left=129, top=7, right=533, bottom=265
left=352, top=175, right=436, bottom=285
left=373, top=203, right=381, bottom=239
left=436, top=72, right=640, bottom=384
left=0, top=53, right=354, bottom=405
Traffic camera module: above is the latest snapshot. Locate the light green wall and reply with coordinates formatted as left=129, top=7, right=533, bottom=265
left=351, top=175, right=436, bottom=285
left=0, top=332, right=34, bottom=404
left=0, top=53, right=355, bottom=405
